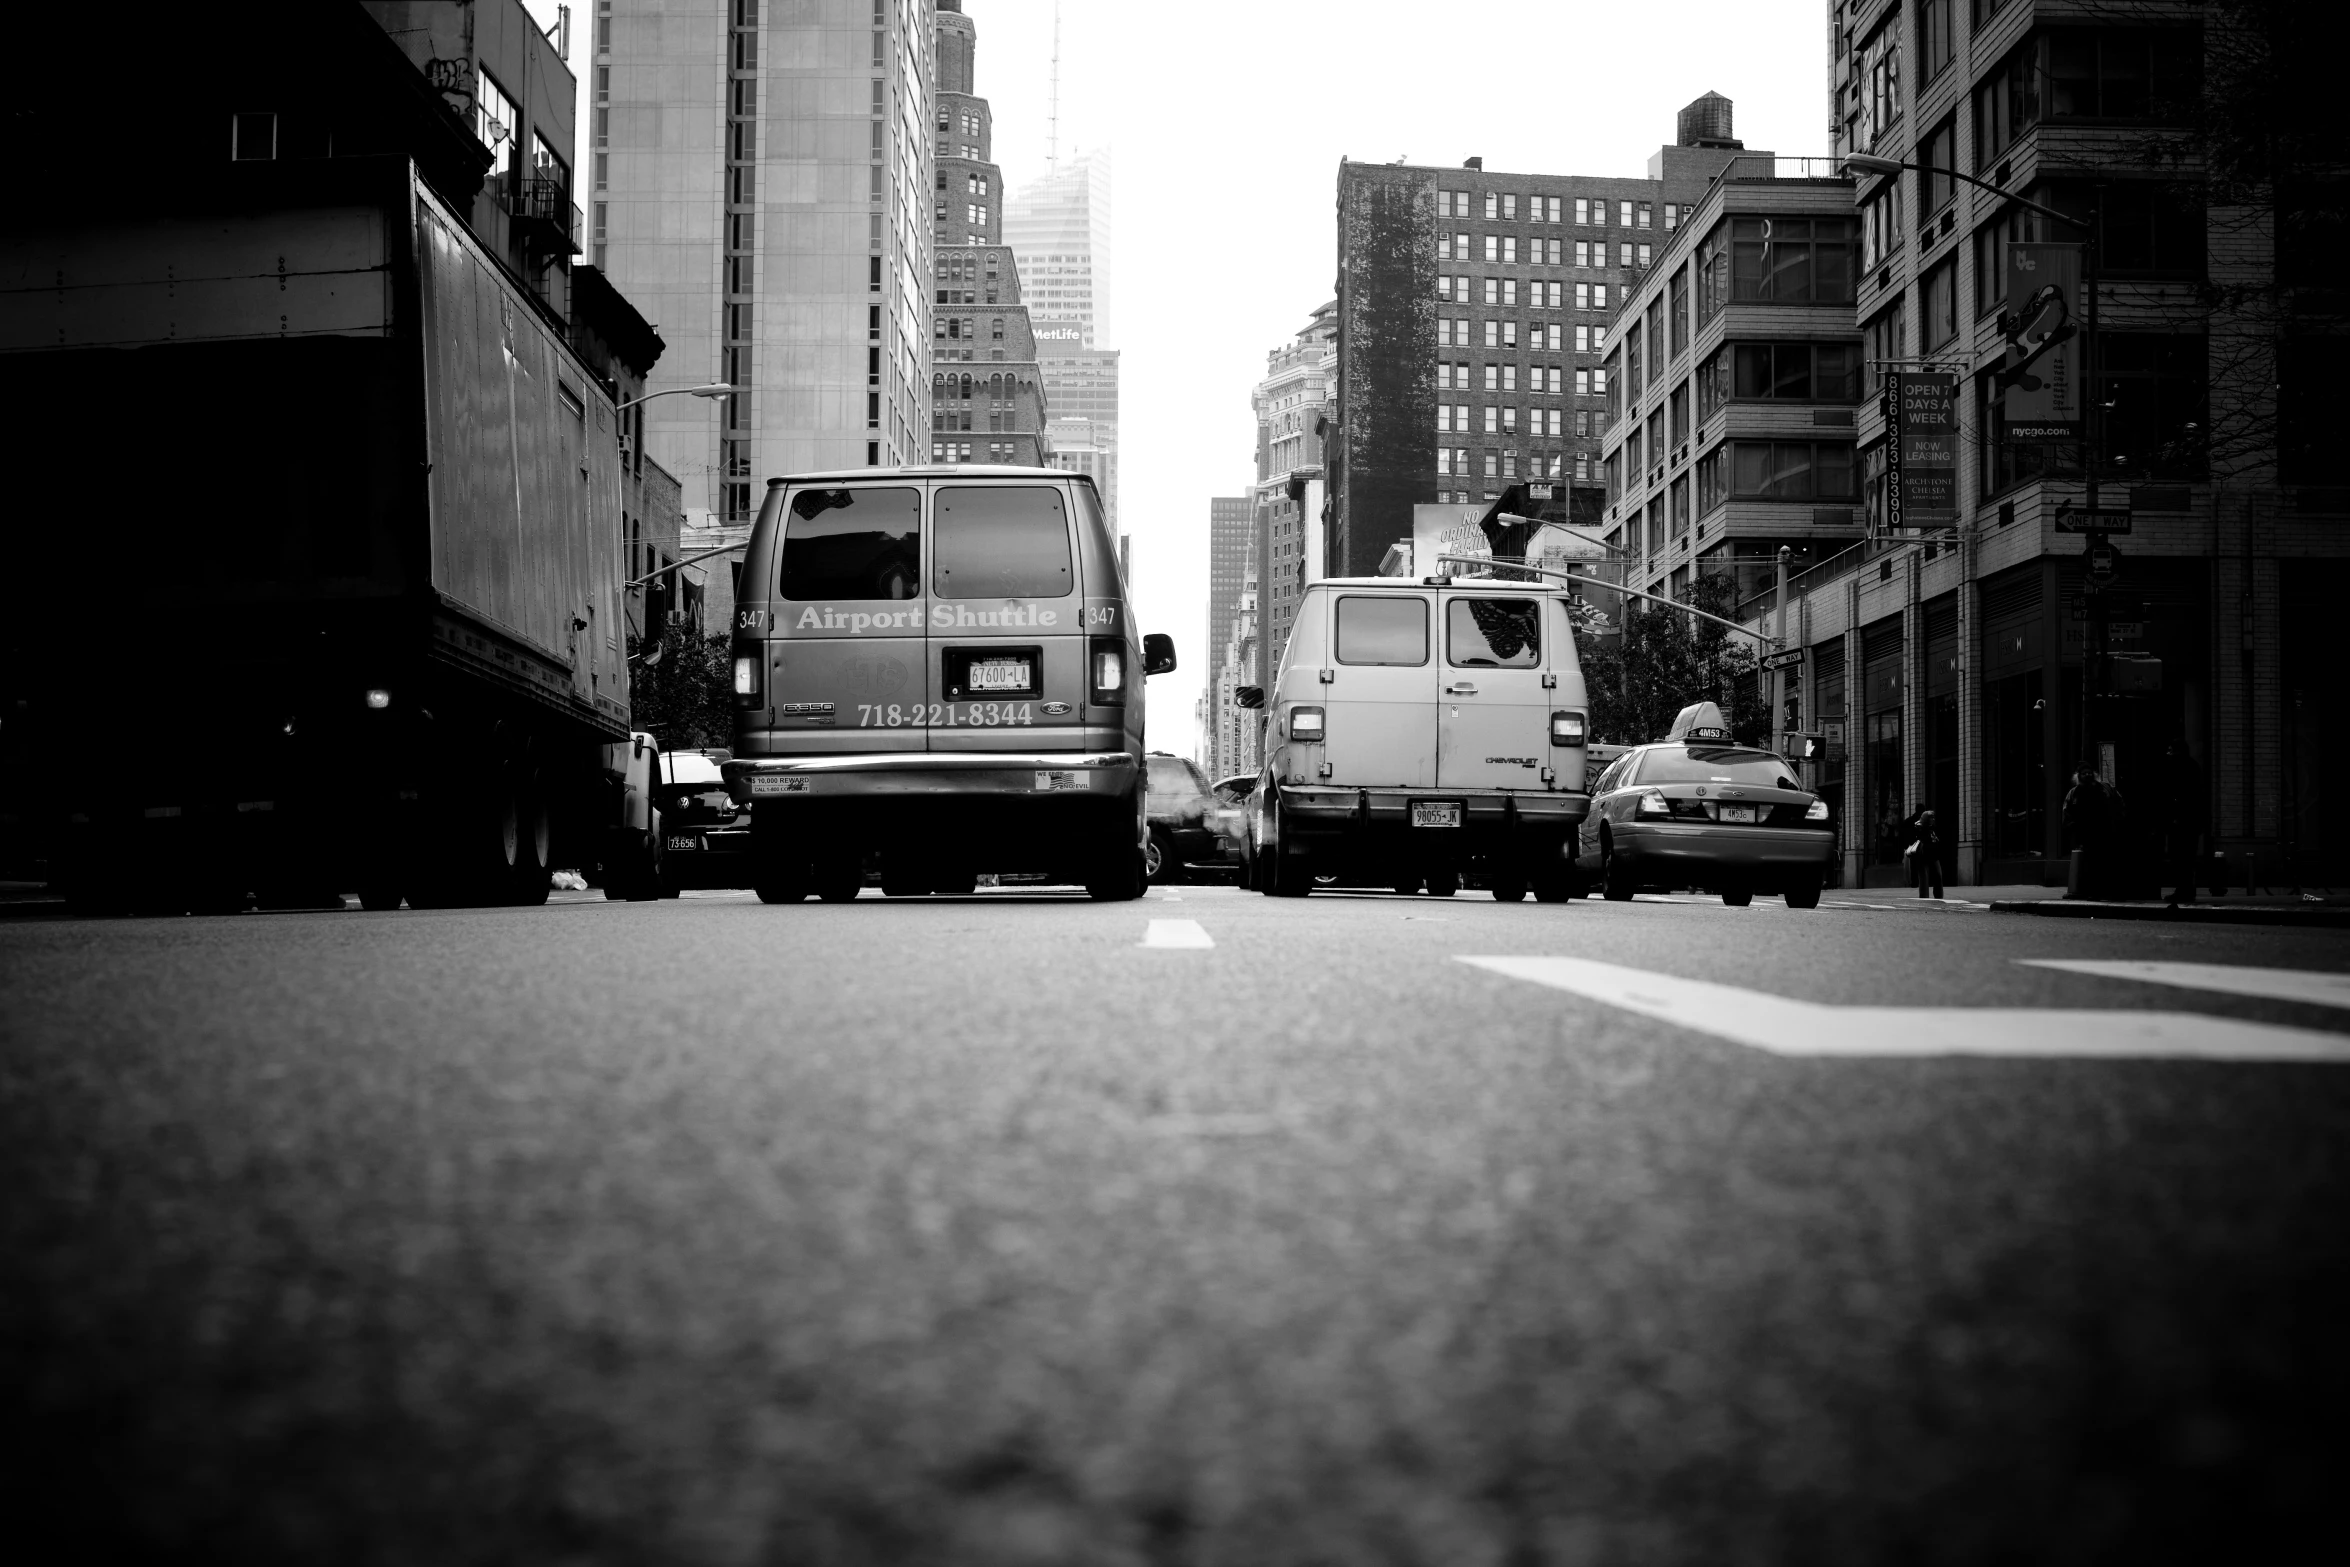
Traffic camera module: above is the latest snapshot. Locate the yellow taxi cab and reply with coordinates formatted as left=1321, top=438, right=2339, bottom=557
left=1574, top=702, right=1834, bottom=907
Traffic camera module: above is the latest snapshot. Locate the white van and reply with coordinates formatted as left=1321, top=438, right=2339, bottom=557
left=1246, top=577, right=1590, bottom=900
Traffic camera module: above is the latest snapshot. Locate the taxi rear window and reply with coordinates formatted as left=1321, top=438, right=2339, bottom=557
left=1634, top=746, right=1796, bottom=785
left=1335, top=596, right=1428, bottom=665
left=780, top=486, right=921, bottom=601
left=934, top=487, right=1073, bottom=599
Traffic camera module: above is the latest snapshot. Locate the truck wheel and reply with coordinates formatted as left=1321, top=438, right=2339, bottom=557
left=1490, top=872, right=1528, bottom=902
left=814, top=849, right=863, bottom=903
left=1425, top=869, right=1457, bottom=898
left=1145, top=828, right=1174, bottom=884
left=1721, top=885, right=1753, bottom=907
left=1532, top=859, right=1578, bottom=903
left=1601, top=841, right=1635, bottom=901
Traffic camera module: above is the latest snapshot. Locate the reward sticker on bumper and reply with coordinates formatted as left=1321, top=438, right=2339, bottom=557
left=748, top=775, right=809, bottom=796
left=1034, top=770, right=1087, bottom=792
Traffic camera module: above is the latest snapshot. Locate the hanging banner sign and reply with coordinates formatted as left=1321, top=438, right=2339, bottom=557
left=1894, top=372, right=1959, bottom=526
left=2000, top=242, right=2083, bottom=440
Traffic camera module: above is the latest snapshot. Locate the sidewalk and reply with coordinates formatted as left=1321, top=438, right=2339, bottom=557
left=1962, top=882, right=2350, bottom=928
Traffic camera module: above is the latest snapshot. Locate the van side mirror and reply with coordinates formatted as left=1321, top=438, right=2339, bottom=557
left=1235, top=686, right=1264, bottom=709
left=1143, top=633, right=1177, bottom=676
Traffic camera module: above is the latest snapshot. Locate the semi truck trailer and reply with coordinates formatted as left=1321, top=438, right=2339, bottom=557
left=0, top=156, right=656, bottom=911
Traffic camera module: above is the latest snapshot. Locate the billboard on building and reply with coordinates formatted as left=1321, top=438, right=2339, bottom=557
left=1411, top=503, right=1492, bottom=576
left=2001, top=243, right=2083, bottom=440
left=1892, top=372, right=1959, bottom=527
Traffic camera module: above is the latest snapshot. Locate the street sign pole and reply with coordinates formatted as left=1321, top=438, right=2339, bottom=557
left=2080, top=192, right=2105, bottom=793
left=1772, top=546, right=1791, bottom=762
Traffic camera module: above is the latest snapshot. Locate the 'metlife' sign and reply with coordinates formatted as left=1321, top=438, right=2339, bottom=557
left=1891, top=372, right=1958, bottom=528
left=2001, top=243, right=2083, bottom=440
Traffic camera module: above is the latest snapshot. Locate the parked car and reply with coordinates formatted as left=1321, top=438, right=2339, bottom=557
left=1145, top=753, right=1232, bottom=883
left=655, top=749, right=753, bottom=894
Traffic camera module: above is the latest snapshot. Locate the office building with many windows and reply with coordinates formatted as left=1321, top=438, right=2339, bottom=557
left=1204, top=495, right=1253, bottom=780
left=1008, top=150, right=1117, bottom=524
left=1331, top=103, right=1755, bottom=577
left=593, top=0, right=933, bottom=528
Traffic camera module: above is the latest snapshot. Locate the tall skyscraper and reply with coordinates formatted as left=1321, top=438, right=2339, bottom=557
left=1205, top=495, right=1250, bottom=699
left=594, top=0, right=934, bottom=526
left=1008, top=148, right=1115, bottom=522
left=929, top=1, right=1050, bottom=466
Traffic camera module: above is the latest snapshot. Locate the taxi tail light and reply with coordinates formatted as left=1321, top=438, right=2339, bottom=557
left=1635, top=788, right=1671, bottom=817
left=1288, top=705, right=1326, bottom=742
left=1804, top=798, right=1830, bottom=822
left=732, top=654, right=762, bottom=704
left=1090, top=638, right=1127, bottom=705
left=1549, top=709, right=1587, bottom=747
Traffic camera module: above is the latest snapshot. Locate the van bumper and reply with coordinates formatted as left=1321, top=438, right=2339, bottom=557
left=720, top=750, right=1138, bottom=806
left=1279, top=783, right=1587, bottom=829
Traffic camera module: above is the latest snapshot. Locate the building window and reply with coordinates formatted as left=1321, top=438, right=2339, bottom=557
left=1861, top=179, right=1904, bottom=272
left=1922, top=258, right=1958, bottom=351
left=2100, top=333, right=2209, bottom=480
left=476, top=72, right=520, bottom=176
left=1619, top=200, right=1633, bottom=227
left=1625, top=323, right=1644, bottom=401
left=1636, top=202, right=1652, bottom=230
left=1484, top=192, right=1498, bottom=219
left=1728, top=441, right=1857, bottom=500
left=1698, top=217, right=1858, bottom=314
left=1855, top=17, right=1902, bottom=155
left=1668, top=265, right=1690, bottom=357
left=1919, top=0, right=1953, bottom=85
left=1664, top=203, right=1682, bottom=231
left=1917, top=116, right=1958, bottom=221
left=1863, top=298, right=1907, bottom=392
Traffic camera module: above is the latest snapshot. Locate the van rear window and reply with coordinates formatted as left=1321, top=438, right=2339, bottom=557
left=1335, top=596, right=1428, bottom=665
left=780, top=486, right=921, bottom=601
left=1447, top=597, right=1541, bottom=668
left=934, top=487, right=1073, bottom=599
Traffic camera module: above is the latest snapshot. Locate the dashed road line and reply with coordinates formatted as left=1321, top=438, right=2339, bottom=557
left=1457, top=956, right=2350, bottom=1062
left=1141, top=919, right=1215, bottom=950
left=2020, top=959, right=2350, bottom=1012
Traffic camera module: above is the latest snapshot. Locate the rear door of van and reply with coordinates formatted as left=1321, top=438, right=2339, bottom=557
left=925, top=481, right=1084, bottom=754
left=769, top=483, right=933, bottom=753
left=1435, top=591, right=1551, bottom=790
left=1319, top=589, right=1438, bottom=787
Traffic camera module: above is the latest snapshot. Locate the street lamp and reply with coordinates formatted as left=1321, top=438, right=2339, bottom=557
left=1846, top=150, right=2122, bottom=888
left=614, top=382, right=734, bottom=414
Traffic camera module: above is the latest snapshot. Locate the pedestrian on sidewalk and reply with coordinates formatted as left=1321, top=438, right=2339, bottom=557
left=2063, top=765, right=2124, bottom=897
left=1903, top=805, right=1945, bottom=898
left=2159, top=738, right=2209, bottom=907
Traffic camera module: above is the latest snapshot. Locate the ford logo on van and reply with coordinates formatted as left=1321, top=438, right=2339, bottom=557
left=1041, top=701, right=1074, bottom=716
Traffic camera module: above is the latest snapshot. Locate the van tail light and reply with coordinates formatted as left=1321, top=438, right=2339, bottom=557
left=1549, top=710, right=1587, bottom=746
left=1635, top=788, right=1671, bottom=817
left=1090, top=639, right=1126, bottom=705
left=1288, top=705, right=1326, bottom=742
left=732, top=654, right=762, bottom=704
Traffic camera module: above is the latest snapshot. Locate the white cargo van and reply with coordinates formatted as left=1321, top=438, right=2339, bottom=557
left=1246, top=577, right=1590, bottom=900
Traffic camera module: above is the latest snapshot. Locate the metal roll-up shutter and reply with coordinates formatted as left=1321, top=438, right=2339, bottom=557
left=1922, top=592, right=1960, bottom=698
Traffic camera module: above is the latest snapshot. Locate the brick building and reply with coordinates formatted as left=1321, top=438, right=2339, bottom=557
left=929, top=1, right=1048, bottom=465
left=1331, top=105, right=1758, bottom=578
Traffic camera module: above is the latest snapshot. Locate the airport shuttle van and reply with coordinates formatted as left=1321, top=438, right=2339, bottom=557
left=1250, top=575, right=1591, bottom=900
left=720, top=468, right=1173, bottom=902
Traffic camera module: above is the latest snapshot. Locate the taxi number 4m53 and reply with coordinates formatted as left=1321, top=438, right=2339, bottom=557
left=858, top=703, right=1035, bottom=727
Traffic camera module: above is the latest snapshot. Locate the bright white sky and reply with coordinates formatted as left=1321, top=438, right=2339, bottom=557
left=532, top=0, right=1828, bottom=758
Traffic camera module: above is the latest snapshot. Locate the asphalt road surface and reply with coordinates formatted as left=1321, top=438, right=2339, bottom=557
left=5, top=884, right=2347, bottom=1566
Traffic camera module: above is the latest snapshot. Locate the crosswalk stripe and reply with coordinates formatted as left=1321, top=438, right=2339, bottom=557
left=1141, top=919, right=1214, bottom=949
left=2020, top=959, right=2350, bottom=1012
left=1457, top=956, right=2350, bottom=1062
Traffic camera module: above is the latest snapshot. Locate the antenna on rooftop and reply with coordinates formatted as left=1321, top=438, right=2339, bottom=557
left=1046, top=0, right=1061, bottom=170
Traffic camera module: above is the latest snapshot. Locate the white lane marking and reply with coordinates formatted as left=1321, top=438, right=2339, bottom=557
left=2021, top=960, right=2350, bottom=1012
left=1141, top=919, right=1215, bottom=949
left=1457, top=956, right=2350, bottom=1062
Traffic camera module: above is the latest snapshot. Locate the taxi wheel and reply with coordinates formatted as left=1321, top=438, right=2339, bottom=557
left=1784, top=880, right=1822, bottom=910
left=1601, top=843, right=1635, bottom=901
left=1720, top=886, right=1754, bottom=907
